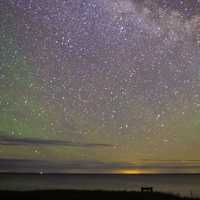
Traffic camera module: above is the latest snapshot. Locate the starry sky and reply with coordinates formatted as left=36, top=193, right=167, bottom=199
left=0, top=0, right=200, bottom=174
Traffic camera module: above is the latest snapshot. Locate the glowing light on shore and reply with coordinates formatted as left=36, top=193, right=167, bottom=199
left=114, top=168, right=160, bottom=174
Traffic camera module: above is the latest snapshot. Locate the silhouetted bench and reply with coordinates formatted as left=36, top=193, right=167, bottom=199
left=141, top=187, right=153, bottom=192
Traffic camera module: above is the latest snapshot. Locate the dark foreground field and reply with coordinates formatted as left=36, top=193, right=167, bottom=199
left=0, top=190, right=199, bottom=200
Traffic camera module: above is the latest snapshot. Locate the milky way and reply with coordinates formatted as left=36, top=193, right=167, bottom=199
left=0, top=0, right=200, bottom=173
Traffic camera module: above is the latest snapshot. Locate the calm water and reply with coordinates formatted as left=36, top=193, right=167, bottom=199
left=0, top=174, right=200, bottom=198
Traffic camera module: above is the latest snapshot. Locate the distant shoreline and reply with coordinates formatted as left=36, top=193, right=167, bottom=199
left=1, top=172, right=200, bottom=175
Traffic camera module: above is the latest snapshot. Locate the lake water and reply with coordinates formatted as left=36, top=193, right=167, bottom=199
left=0, top=174, right=200, bottom=198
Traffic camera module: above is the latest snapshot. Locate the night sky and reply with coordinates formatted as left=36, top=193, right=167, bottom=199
left=0, top=0, right=200, bottom=174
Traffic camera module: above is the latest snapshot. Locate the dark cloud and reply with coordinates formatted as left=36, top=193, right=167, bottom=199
left=0, top=135, right=113, bottom=148
left=0, top=158, right=127, bottom=173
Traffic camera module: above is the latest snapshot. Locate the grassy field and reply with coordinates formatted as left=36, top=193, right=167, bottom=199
left=0, top=190, right=199, bottom=200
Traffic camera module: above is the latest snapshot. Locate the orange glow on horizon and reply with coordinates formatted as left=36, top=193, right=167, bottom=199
left=114, top=169, right=159, bottom=174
